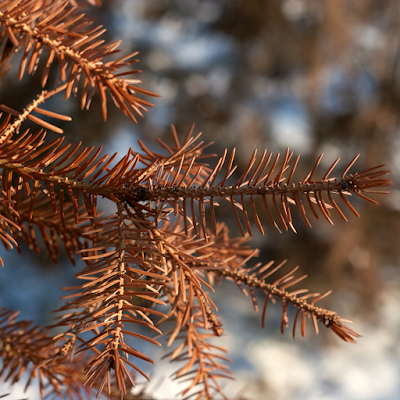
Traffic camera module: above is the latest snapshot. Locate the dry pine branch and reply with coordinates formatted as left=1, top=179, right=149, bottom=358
left=0, top=1, right=393, bottom=400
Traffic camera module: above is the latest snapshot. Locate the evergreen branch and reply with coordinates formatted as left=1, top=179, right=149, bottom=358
left=168, top=223, right=360, bottom=343
left=161, top=297, right=231, bottom=400
left=121, top=147, right=392, bottom=237
left=0, top=2, right=393, bottom=398
left=0, top=306, right=101, bottom=399
left=0, top=122, right=383, bottom=240
left=0, top=85, right=68, bottom=143
left=0, top=125, right=214, bottom=229
left=0, top=190, right=92, bottom=264
left=0, top=0, right=157, bottom=122
left=216, top=264, right=361, bottom=343
left=53, top=208, right=170, bottom=398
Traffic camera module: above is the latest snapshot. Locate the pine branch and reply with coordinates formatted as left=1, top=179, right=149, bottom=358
left=52, top=204, right=171, bottom=398
left=0, top=189, right=92, bottom=264
left=0, top=86, right=69, bottom=137
left=0, top=306, right=102, bottom=399
left=161, top=295, right=231, bottom=400
left=216, top=264, right=361, bottom=343
left=0, top=121, right=386, bottom=244
left=0, top=0, right=157, bottom=122
left=0, top=2, right=394, bottom=399
left=118, top=130, right=392, bottom=237
left=163, top=222, right=360, bottom=342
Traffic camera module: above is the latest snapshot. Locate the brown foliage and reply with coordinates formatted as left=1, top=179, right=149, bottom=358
left=0, top=1, right=393, bottom=399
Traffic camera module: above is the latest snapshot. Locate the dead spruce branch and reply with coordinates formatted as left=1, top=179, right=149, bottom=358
left=0, top=1, right=393, bottom=399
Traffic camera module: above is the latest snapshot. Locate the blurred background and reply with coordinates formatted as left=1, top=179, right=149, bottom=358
left=2, top=0, right=400, bottom=399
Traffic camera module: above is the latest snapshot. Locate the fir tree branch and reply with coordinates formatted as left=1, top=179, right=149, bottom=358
left=53, top=207, right=170, bottom=397
left=0, top=0, right=157, bottom=122
left=0, top=306, right=101, bottom=399
left=216, top=266, right=361, bottom=343
left=161, top=297, right=231, bottom=400
left=0, top=85, right=69, bottom=138
left=0, top=2, right=393, bottom=398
